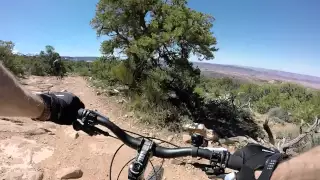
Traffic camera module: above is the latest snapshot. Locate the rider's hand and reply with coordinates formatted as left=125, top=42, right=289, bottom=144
left=36, top=92, right=85, bottom=125
left=233, top=143, right=282, bottom=180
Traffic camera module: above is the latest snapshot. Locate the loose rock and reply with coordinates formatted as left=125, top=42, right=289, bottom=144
left=169, top=159, right=185, bottom=165
left=117, top=99, right=125, bottom=104
left=107, top=89, right=120, bottom=96
left=55, top=167, right=83, bottom=179
left=153, top=139, right=162, bottom=144
left=183, top=123, right=206, bottom=137
left=25, top=128, right=50, bottom=136
left=28, top=170, right=44, bottom=180
left=148, top=133, right=155, bottom=138
left=218, top=138, right=226, bottom=144
left=206, top=129, right=219, bottom=142
left=64, top=128, right=79, bottom=139
left=127, top=111, right=134, bottom=117
left=227, top=136, right=257, bottom=144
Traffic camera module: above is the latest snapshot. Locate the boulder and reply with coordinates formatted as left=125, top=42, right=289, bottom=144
left=55, top=167, right=83, bottom=180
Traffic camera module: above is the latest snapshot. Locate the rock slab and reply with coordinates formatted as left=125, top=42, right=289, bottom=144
left=55, top=167, right=83, bottom=179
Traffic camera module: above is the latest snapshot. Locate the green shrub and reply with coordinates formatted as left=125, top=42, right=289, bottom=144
left=90, top=58, right=121, bottom=85
left=29, top=59, right=49, bottom=76
left=76, top=67, right=90, bottom=76
left=111, top=62, right=134, bottom=85
left=3, top=56, right=25, bottom=77
left=194, top=86, right=205, bottom=97
left=268, top=107, right=291, bottom=122
left=195, top=76, right=320, bottom=124
left=0, top=41, right=25, bottom=77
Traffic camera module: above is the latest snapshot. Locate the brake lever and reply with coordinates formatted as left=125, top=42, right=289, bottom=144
left=190, top=162, right=229, bottom=179
left=73, top=120, right=110, bottom=136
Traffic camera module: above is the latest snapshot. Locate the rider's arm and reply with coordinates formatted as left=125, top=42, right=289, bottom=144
left=0, top=63, right=45, bottom=118
left=263, top=146, right=320, bottom=180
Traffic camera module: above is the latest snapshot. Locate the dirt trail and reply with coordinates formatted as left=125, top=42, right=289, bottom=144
left=0, top=76, right=209, bottom=180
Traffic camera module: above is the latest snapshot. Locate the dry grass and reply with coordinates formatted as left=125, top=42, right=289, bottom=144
left=272, top=123, right=300, bottom=140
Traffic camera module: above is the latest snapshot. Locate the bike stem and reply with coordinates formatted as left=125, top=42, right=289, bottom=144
left=128, top=138, right=154, bottom=180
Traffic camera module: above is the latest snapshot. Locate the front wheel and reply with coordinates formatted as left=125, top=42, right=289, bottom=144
left=146, top=165, right=164, bottom=180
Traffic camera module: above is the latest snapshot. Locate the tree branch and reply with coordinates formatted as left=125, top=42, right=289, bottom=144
left=114, top=28, right=130, bottom=44
left=280, top=117, right=320, bottom=153
left=263, top=118, right=275, bottom=145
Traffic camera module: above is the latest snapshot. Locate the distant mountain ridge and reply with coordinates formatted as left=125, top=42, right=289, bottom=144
left=63, top=56, right=320, bottom=89
left=62, top=56, right=98, bottom=61
left=196, top=62, right=320, bottom=80
left=194, top=62, right=320, bottom=89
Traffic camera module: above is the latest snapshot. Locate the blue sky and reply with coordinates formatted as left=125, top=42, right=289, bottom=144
left=1, top=0, right=320, bottom=76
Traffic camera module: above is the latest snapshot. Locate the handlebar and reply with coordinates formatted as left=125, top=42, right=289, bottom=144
left=76, top=108, right=243, bottom=170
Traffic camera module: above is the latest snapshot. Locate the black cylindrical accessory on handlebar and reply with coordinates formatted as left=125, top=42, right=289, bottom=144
left=191, top=134, right=205, bottom=147
left=77, top=109, right=142, bottom=149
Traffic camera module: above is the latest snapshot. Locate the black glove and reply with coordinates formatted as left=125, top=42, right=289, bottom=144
left=37, top=92, right=85, bottom=125
left=234, top=143, right=284, bottom=180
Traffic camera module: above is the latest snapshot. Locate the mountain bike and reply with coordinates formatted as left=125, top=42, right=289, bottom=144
left=73, top=108, right=245, bottom=180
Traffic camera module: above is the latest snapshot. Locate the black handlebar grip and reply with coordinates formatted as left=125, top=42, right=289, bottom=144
left=227, top=155, right=244, bottom=171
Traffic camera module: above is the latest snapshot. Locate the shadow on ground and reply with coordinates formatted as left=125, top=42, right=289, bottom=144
left=197, top=99, right=262, bottom=139
left=169, top=87, right=262, bottom=140
left=200, top=101, right=262, bottom=139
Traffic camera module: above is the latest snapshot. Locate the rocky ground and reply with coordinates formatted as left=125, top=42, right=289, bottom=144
left=0, top=76, right=215, bottom=180
left=1, top=75, right=303, bottom=180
